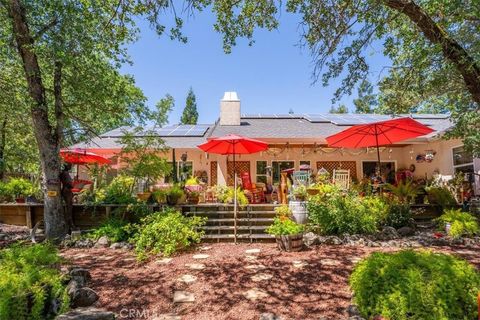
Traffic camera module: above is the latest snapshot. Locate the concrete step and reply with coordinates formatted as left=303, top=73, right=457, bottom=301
left=202, top=225, right=269, bottom=231
left=202, top=233, right=275, bottom=240
left=206, top=218, right=274, bottom=223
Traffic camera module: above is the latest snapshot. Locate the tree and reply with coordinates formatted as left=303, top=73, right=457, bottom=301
left=0, top=0, right=184, bottom=238
left=353, top=80, right=377, bottom=114
left=329, top=104, right=348, bottom=114
left=205, top=0, right=480, bottom=153
left=180, top=88, right=198, bottom=125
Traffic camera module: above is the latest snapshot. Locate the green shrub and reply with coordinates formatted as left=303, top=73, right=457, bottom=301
left=384, top=180, right=421, bottom=204
left=307, top=187, right=387, bottom=235
left=103, top=175, right=136, bottom=204
left=87, top=216, right=134, bottom=242
left=214, top=185, right=248, bottom=206
left=4, top=178, right=35, bottom=199
left=132, top=209, right=206, bottom=260
left=166, top=184, right=185, bottom=205
left=0, top=244, right=69, bottom=320
left=385, top=202, right=412, bottom=229
left=350, top=250, right=480, bottom=319
left=266, top=217, right=304, bottom=236
left=274, top=205, right=292, bottom=218
left=436, top=208, right=479, bottom=238
left=425, top=186, right=457, bottom=209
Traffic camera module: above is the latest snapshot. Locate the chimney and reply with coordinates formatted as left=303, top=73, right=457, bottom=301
left=219, top=91, right=241, bottom=126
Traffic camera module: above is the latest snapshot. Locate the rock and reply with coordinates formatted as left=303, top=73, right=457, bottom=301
left=173, top=291, right=195, bottom=303
left=56, top=307, right=114, bottom=320
left=376, top=227, right=399, bottom=241
left=245, top=248, right=261, bottom=254
left=397, top=226, right=415, bottom=237
left=192, top=254, right=209, bottom=259
left=243, top=288, right=268, bottom=301
left=347, top=304, right=361, bottom=317
left=251, top=273, right=273, bottom=282
left=185, top=263, right=205, bottom=270
left=0, top=233, right=7, bottom=240
left=177, top=274, right=197, bottom=284
left=349, top=317, right=366, bottom=320
left=69, top=268, right=91, bottom=286
left=70, top=287, right=99, bottom=308
left=152, top=314, right=181, bottom=320
left=156, top=258, right=173, bottom=264
left=109, top=242, right=123, bottom=249
left=324, top=236, right=343, bottom=245
left=260, top=313, right=285, bottom=320
left=94, top=236, right=110, bottom=248
left=303, top=232, right=319, bottom=246
left=450, top=238, right=464, bottom=246
left=71, top=230, right=82, bottom=241
left=74, top=239, right=95, bottom=248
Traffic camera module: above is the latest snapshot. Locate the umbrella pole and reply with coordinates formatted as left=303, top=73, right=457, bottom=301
left=374, top=124, right=381, bottom=178
left=233, top=144, right=237, bottom=244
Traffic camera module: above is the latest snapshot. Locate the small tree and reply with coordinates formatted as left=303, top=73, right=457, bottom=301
left=180, top=88, right=199, bottom=125
left=329, top=104, right=348, bottom=114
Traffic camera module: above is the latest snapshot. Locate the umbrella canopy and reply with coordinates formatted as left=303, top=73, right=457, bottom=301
left=198, top=134, right=268, bottom=243
left=325, top=117, right=433, bottom=177
left=326, top=117, right=433, bottom=148
left=60, top=149, right=111, bottom=165
left=198, top=134, right=268, bottom=155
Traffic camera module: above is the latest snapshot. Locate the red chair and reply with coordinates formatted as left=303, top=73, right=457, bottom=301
left=240, top=172, right=265, bottom=204
left=72, top=179, right=93, bottom=193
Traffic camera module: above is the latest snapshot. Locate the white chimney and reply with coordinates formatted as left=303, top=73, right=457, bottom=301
left=220, top=91, right=241, bottom=126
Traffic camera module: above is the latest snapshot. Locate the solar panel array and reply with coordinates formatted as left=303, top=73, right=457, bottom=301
left=152, top=124, right=210, bottom=137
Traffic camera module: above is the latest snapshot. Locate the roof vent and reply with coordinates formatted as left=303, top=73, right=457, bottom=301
left=220, top=91, right=241, bottom=126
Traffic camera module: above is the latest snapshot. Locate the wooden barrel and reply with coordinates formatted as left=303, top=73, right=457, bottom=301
left=289, top=201, right=308, bottom=224
left=276, top=234, right=303, bottom=252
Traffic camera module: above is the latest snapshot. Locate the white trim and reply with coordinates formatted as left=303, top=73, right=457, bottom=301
left=255, top=160, right=268, bottom=184
left=451, top=145, right=474, bottom=171
left=360, top=159, right=397, bottom=178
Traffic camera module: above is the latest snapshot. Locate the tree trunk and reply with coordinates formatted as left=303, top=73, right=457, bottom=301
left=8, top=0, right=67, bottom=238
left=0, top=117, right=7, bottom=180
left=384, top=0, right=480, bottom=105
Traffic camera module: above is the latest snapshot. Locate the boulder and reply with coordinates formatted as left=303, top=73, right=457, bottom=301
left=303, top=232, right=319, bottom=247
left=74, top=239, right=95, bottom=248
left=397, top=226, right=415, bottom=237
left=94, top=236, right=110, bottom=248
left=324, top=236, right=343, bottom=245
left=376, top=227, right=399, bottom=241
left=0, top=233, right=7, bottom=241
left=70, top=287, right=99, bottom=308
left=260, top=313, right=286, bottom=320
left=70, top=268, right=92, bottom=286
left=109, top=242, right=124, bottom=249
left=56, top=307, right=114, bottom=320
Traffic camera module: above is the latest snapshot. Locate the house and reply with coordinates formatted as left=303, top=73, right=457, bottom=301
left=72, top=92, right=479, bottom=194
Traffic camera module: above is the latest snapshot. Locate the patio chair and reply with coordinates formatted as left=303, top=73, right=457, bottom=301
left=332, top=169, right=350, bottom=190
left=240, top=172, right=265, bottom=204
left=293, top=170, right=310, bottom=186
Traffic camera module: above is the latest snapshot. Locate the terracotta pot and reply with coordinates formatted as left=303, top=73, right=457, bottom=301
left=136, top=192, right=151, bottom=202
left=307, top=188, right=319, bottom=196
left=15, top=197, right=26, bottom=204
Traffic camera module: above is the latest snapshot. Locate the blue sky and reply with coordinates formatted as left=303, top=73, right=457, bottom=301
left=121, top=9, right=390, bottom=124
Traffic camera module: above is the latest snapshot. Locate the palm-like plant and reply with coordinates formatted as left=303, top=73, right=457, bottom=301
left=385, top=180, right=421, bottom=204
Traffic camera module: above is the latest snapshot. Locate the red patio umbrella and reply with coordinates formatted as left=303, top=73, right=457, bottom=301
left=198, top=134, right=268, bottom=243
left=325, top=117, right=433, bottom=176
left=60, top=149, right=111, bottom=180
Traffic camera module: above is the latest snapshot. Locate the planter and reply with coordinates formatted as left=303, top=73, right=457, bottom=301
left=307, top=188, right=319, bottom=196
left=136, top=192, right=151, bottom=202
left=15, top=197, right=26, bottom=204
left=167, top=195, right=181, bottom=206
left=187, top=194, right=200, bottom=204
left=275, top=234, right=303, bottom=252
left=289, top=201, right=308, bottom=224
left=294, top=196, right=306, bottom=202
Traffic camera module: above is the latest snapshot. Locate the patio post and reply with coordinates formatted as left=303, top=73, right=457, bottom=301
left=374, top=124, right=381, bottom=177
left=233, top=142, right=237, bottom=244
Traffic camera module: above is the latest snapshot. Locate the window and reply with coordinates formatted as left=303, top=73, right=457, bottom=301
left=299, top=160, right=311, bottom=170
left=452, top=146, right=474, bottom=180
left=165, top=161, right=193, bottom=183
left=256, top=161, right=268, bottom=184
left=272, top=161, right=294, bottom=184
left=362, top=161, right=395, bottom=178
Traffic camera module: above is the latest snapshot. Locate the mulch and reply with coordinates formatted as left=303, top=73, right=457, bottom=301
left=59, top=242, right=480, bottom=320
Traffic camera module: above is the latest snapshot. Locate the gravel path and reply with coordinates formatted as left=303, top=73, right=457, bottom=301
left=60, top=243, right=480, bottom=320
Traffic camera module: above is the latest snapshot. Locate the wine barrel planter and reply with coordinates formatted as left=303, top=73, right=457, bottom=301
left=289, top=201, right=308, bottom=224
left=276, top=234, right=304, bottom=252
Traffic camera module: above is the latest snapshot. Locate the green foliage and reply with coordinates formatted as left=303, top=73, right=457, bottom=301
left=4, top=178, right=35, bottom=199
left=0, top=244, right=69, bottom=320
left=353, top=79, right=377, bottom=114
left=385, top=202, right=412, bottom=229
left=166, top=184, right=185, bottom=205
left=266, top=217, right=304, bottom=236
left=274, top=205, right=292, bottom=218
left=87, top=216, right=134, bottom=243
left=185, top=176, right=199, bottom=186
left=102, top=175, right=136, bottom=204
left=151, top=189, right=168, bottom=204
left=350, top=250, right=480, bottom=319
left=214, top=186, right=249, bottom=206
left=307, top=186, right=388, bottom=235
left=329, top=104, right=348, bottom=113
left=384, top=180, right=421, bottom=204
left=436, top=209, right=479, bottom=238
left=132, top=209, right=206, bottom=260
left=425, top=186, right=458, bottom=209
left=293, top=185, right=307, bottom=199
left=180, top=87, right=199, bottom=125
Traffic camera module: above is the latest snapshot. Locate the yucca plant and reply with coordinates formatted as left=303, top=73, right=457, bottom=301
left=384, top=180, right=421, bottom=204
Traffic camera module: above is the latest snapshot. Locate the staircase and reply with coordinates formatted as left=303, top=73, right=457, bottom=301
left=182, top=204, right=277, bottom=242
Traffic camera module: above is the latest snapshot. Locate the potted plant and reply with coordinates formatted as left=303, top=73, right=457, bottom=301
left=184, top=176, right=202, bottom=204
left=5, top=178, right=34, bottom=203
left=306, top=183, right=320, bottom=196
left=266, top=216, right=304, bottom=252
left=151, top=189, right=168, bottom=204
left=167, top=185, right=185, bottom=205
left=293, top=185, right=308, bottom=201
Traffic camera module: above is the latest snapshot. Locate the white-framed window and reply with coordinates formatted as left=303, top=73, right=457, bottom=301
left=361, top=160, right=396, bottom=179
left=256, top=161, right=268, bottom=184
left=165, top=161, right=193, bottom=183
left=452, top=145, right=474, bottom=177
left=272, top=160, right=295, bottom=184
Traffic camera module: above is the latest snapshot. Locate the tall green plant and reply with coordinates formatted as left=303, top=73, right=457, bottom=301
left=384, top=180, right=421, bottom=204
left=180, top=87, right=199, bottom=125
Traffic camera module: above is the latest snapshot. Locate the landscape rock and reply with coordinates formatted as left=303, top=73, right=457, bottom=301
left=73, top=239, right=95, bottom=249
left=397, top=226, right=415, bottom=237
left=260, top=313, right=286, bottom=320
left=70, top=287, right=99, bottom=308
left=94, top=236, right=110, bottom=248
left=0, top=233, right=7, bottom=241
left=56, top=307, right=114, bottom=320
left=69, top=268, right=92, bottom=286
left=347, top=304, right=361, bottom=317
left=173, top=291, right=195, bottom=303
left=303, top=232, right=319, bottom=246
left=323, top=236, right=343, bottom=245
left=376, top=227, right=399, bottom=241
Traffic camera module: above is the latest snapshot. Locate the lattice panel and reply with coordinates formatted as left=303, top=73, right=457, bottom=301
left=210, top=161, right=217, bottom=186
left=227, top=161, right=251, bottom=186
left=316, top=161, right=357, bottom=179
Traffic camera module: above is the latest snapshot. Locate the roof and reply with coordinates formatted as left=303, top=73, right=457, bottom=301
left=70, top=113, right=453, bottom=150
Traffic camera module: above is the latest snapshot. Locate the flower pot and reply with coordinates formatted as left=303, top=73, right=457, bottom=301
left=187, top=194, right=200, bottom=204
left=275, top=234, right=303, bottom=252
left=15, top=197, right=26, bottom=204
left=136, top=192, right=151, bottom=202
left=306, top=188, right=319, bottom=196
left=294, top=196, right=306, bottom=202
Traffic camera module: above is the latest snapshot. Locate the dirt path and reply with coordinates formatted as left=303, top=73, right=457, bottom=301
left=60, top=243, right=480, bottom=320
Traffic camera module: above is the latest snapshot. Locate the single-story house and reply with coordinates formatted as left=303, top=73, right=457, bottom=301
left=71, top=92, right=479, bottom=195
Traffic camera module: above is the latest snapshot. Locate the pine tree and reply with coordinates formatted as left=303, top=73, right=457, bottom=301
left=329, top=104, right=348, bottom=113
left=180, top=88, right=199, bottom=125
left=353, top=80, right=378, bottom=114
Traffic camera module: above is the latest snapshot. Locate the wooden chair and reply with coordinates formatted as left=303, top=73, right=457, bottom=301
left=332, top=169, right=350, bottom=190
left=240, top=172, right=265, bottom=204
left=293, top=170, right=310, bottom=186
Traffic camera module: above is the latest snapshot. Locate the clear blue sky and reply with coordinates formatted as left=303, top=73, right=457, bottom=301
left=121, top=10, right=390, bottom=125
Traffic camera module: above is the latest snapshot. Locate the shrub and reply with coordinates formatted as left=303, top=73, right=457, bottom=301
left=166, top=184, right=185, bottom=205
left=87, top=216, right=134, bottom=242
left=436, top=208, right=479, bottom=238
left=215, top=186, right=248, bottom=206
left=103, top=175, right=136, bottom=204
left=274, top=205, right=292, bottom=218
left=0, top=244, right=69, bottom=320
left=425, top=186, right=457, bottom=209
left=384, top=180, right=421, bottom=204
left=307, top=188, right=388, bottom=235
left=132, top=209, right=206, bottom=260
left=385, top=202, right=412, bottom=229
left=350, top=250, right=480, bottom=319
left=4, top=178, right=35, bottom=200
left=266, top=217, right=304, bottom=236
